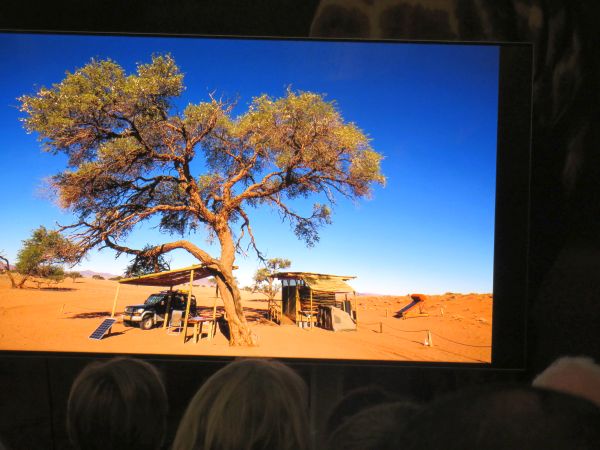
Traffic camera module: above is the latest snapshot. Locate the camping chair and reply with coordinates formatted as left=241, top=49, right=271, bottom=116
left=167, top=310, right=184, bottom=335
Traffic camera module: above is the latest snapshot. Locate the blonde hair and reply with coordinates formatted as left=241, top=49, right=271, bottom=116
left=67, top=357, right=168, bottom=450
left=533, top=356, right=600, bottom=407
left=173, top=358, right=311, bottom=450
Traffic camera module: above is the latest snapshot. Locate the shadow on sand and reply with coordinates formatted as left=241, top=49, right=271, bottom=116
left=103, top=331, right=126, bottom=338
left=24, top=286, right=77, bottom=291
left=243, top=307, right=274, bottom=324
left=217, top=316, right=231, bottom=341
left=68, top=311, right=112, bottom=319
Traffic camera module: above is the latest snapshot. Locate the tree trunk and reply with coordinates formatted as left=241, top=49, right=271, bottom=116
left=5, top=272, right=18, bottom=289
left=214, top=273, right=256, bottom=346
left=216, top=226, right=256, bottom=346
left=0, top=257, right=19, bottom=289
left=17, top=274, right=29, bottom=289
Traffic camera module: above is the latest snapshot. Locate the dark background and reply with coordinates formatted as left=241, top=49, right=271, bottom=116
left=1, top=1, right=598, bottom=448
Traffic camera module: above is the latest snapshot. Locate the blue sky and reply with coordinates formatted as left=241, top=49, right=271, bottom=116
left=0, top=33, right=499, bottom=295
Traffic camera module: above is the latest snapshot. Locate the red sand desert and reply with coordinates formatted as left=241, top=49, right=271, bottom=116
left=0, top=276, right=492, bottom=363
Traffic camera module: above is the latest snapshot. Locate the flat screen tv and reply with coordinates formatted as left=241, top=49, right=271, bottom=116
left=0, top=31, right=531, bottom=369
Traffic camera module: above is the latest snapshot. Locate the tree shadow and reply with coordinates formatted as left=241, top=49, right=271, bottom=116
left=20, top=286, right=77, bottom=291
left=217, top=316, right=230, bottom=341
left=243, top=307, right=280, bottom=325
left=39, top=287, right=77, bottom=291
left=212, top=305, right=276, bottom=339
left=68, top=311, right=111, bottom=319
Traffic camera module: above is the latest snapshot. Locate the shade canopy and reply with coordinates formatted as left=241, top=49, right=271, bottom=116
left=119, top=264, right=213, bottom=287
left=273, top=272, right=356, bottom=293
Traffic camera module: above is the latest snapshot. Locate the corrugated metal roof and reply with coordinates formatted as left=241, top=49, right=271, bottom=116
left=302, top=275, right=355, bottom=293
left=272, top=272, right=356, bottom=293
left=273, top=271, right=356, bottom=280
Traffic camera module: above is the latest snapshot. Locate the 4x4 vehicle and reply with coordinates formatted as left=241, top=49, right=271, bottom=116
left=122, top=290, right=197, bottom=330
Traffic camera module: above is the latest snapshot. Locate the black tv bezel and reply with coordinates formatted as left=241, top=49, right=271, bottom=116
left=0, top=31, right=532, bottom=371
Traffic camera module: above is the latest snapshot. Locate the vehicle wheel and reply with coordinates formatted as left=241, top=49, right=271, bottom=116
left=140, top=316, right=154, bottom=330
left=123, top=320, right=132, bottom=327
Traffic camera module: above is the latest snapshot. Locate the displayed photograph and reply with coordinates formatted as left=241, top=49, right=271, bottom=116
left=0, top=33, right=498, bottom=363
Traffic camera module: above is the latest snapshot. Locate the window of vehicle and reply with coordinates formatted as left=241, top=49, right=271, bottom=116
left=144, top=294, right=165, bottom=306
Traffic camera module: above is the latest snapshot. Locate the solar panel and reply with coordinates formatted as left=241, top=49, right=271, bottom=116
left=89, top=318, right=117, bottom=340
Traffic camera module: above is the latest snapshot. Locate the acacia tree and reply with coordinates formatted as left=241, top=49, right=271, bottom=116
left=253, top=258, right=291, bottom=301
left=9, top=226, right=77, bottom=288
left=19, top=55, right=385, bottom=345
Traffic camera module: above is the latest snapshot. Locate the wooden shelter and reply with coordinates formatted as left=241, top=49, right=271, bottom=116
left=271, top=272, right=358, bottom=329
left=113, top=264, right=216, bottom=342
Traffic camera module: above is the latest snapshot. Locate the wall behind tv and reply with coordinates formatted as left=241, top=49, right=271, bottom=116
left=1, top=1, right=598, bottom=448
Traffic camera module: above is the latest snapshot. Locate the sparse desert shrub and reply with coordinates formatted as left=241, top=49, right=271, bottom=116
left=66, top=271, right=82, bottom=282
left=92, top=275, right=105, bottom=280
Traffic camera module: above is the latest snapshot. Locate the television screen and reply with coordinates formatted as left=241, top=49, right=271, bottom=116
left=0, top=32, right=531, bottom=367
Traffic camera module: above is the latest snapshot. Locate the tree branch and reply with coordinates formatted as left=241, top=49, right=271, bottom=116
left=236, top=208, right=266, bottom=262
left=102, top=238, right=221, bottom=270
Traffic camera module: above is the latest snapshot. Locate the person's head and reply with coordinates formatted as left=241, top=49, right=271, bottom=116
left=327, top=400, right=422, bottom=450
left=390, top=384, right=600, bottom=450
left=173, top=358, right=310, bottom=450
left=533, top=356, right=600, bottom=407
left=67, top=357, right=168, bottom=450
left=325, top=385, right=398, bottom=435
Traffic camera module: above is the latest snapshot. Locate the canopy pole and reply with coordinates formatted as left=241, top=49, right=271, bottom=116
left=211, top=284, right=218, bottom=340
left=111, top=284, right=121, bottom=318
left=353, top=291, right=358, bottom=329
left=309, top=289, right=313, bottom=330
left=182, top=269, right=194, bottom=343
left=295, top=286, right=300, bottom=324
left=164, top=285, right=174, bottom=329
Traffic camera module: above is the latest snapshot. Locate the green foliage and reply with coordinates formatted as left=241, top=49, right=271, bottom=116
left=41, top=266, right=66, bottom=284
left=124, top=245, right=170, bottom=278
left=253, top=258, right=291, bottom=300
left=109, top=276, right=123, bottom=281
left=91, top=275, right=105, bottom=280
left=19, top=54, right=385, bottom=267
left=15, top=226, right=77, bottom=281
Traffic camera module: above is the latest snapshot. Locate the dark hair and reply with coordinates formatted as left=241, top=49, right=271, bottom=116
left=67, top=357, right=168, bottom=450
left=391, top=384, right=600, bottom=450
left=327, top=400, right=422, bottom=450
left=325, top=385, right=398, bottom=435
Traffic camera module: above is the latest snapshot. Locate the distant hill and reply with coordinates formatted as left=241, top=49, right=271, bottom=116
left=79, top=270, right=119, bottom=279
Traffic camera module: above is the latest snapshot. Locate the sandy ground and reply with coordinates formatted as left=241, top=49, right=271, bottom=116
left=0, top=276, right=492, bottom=363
